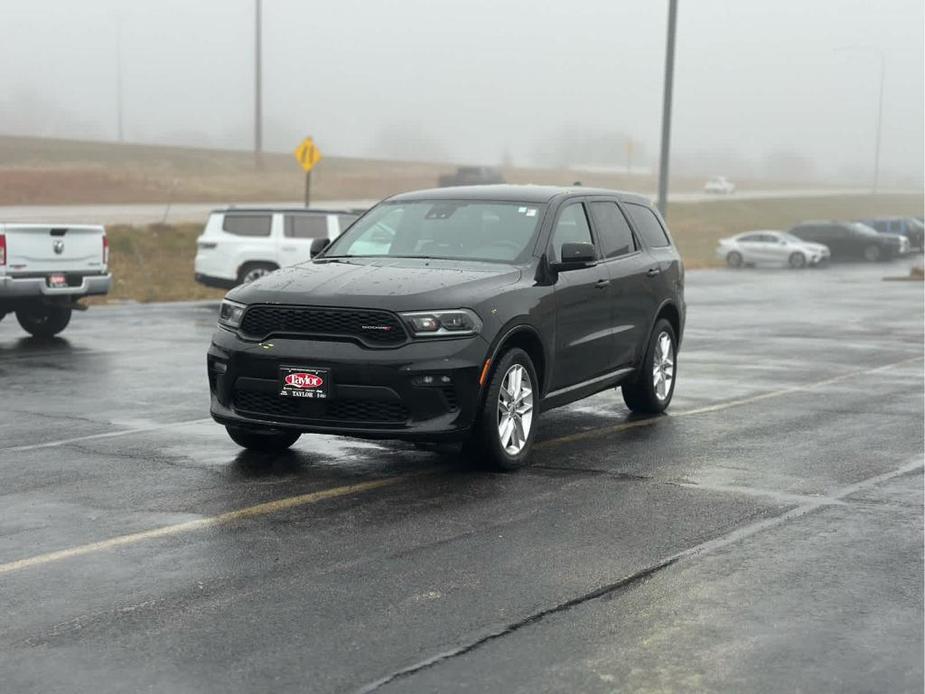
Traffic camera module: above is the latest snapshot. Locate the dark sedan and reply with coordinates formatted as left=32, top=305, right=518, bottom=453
left=789, top=221, right=909, bottom=262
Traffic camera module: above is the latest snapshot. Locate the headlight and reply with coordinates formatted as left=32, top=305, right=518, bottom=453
left=218, top=299, right=246, bottom=329
left=399, top=309, right=482, bottom=337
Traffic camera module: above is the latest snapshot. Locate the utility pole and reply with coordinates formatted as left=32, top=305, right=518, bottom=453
left=115, top=15, right=124, bottom=142
left=872, top=53, right=884, bottom=193
left=656, top=0, right=678, bottom=218
left=835, top=46, right=885, bottom=193
left=254, top=0, right=263, bottom=169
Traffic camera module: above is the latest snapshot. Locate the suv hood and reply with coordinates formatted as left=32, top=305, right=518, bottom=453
left=228, top=257, right=524, bottom=311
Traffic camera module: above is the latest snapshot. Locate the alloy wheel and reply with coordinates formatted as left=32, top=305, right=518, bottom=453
left=652, top=331, right=675, bottom=402
left=497, top=364, right=534, bottom=455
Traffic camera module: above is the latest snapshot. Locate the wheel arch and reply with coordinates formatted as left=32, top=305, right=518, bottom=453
left=485, top=323, right=549, bottom=398
left=651, top=300, right=683, bottom=348
left=236, top=259, right=280, bottom=281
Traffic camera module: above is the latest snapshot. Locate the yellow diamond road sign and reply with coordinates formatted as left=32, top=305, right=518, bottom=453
left=294, top=137, right=322, bottom=172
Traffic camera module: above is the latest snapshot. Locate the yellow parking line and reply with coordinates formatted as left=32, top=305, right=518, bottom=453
left=536, top=355, right=923, bottom=449
left=0, top=478, right=398, bottom=577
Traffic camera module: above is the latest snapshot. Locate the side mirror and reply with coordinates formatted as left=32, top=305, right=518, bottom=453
left=552, top=242, right=596, bottom=271
left=310, top=237, right=330, bottom=258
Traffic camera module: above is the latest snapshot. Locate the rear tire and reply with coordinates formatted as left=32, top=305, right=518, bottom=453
left=863, top=244, right=881, bottom=262
left=622, top=319, right=677, bottom=414
left=16, top=304, right=72, bottom=338
left=726, top=251, right=743, bottom=268
left=465, top=347, right=538, bottom=471
left=237, top=262, right=278, bottom=285
left=226, top=426, right=300, bottom=452
left=788, top=252, right=807, bottom=269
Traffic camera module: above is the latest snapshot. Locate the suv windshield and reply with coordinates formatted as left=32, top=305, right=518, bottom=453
left=322, top=200, right=545, bottom=263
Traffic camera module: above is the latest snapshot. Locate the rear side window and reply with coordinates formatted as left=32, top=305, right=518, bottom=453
left=589, top=202, right=636, bottom=258
left=222, top=214, right=271, bottom=237
left=550, top=204, right=594, bottom=262
left=625, top=204, right=671, bottom=248
left=285, top=214, right=328, bottom=239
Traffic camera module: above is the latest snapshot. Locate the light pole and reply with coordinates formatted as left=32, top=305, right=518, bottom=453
left=254, top=0, right=263, bottom=169
left=115, top=15, right=124, bottom=142
left=656, top=0, right=678, bottom=218
left=836, top=46, right=885, bottom=193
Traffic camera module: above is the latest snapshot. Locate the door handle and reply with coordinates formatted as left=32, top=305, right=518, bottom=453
left=595, top=279, right=611, bottom=289
left=281, top=246, right=297, bottom=251
left=646, top=267, right=661, bottom=277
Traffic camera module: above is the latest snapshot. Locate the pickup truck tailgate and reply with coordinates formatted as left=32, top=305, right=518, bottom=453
left=1, top=224, right=107, bottom=274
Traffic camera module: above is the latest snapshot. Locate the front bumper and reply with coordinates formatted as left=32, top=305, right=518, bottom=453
left=208, top=328, right=491, bottom=441
left=809, top=251, right=830, bottom=265
left=0, top=273, right=111, bottom=297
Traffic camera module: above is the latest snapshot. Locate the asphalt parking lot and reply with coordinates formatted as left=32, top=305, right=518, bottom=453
left=1, top=259, right=922, bottom=693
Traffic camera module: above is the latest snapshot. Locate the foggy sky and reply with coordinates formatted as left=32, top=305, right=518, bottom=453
left=1, top=0, right=922, bottom=184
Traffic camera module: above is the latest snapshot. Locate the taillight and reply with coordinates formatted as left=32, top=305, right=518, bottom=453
left=0, top=233, right=6, bottom=266
left=102, top=234, right=110, bottom=265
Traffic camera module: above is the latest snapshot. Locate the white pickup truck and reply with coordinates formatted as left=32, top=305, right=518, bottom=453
left=0, top=223, right=111, bottom=337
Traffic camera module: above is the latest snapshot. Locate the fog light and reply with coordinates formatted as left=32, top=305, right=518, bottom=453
left=413, top=374, right=451, bottom=387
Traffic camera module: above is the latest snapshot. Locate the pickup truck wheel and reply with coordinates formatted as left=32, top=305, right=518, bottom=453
left=465, top=347, right=538, bottom=471
left=622, top=319, right=677, bottom=414
left=16, top=305, right=72, bottom=338
left=238, top=263, right=278, bottom=285
left=226, top=426, right=300, bottom=452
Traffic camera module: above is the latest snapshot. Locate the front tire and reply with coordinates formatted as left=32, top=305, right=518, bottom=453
left=788, top=252, right=807, bottom=269
left=726, top=251, right=743, bottom=268
left=16, top=304, right=72, bottom=338
left=623, top=319, right=677, bottom=414
left=863, top=244, right=881, bottom=262
left=466, top=347, right=538, bottom=471
left=226, top=426, right=300, bottom=452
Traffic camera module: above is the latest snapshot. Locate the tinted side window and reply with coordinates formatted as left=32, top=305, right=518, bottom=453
left=550, top=204, right=594, bottom=261
left=589, top=202, right=636, bottom=258
left=285, top=214, right=328, bottom=239
left=625, top=204, right=670, bottom=248
left=739, top=233, right=763, bottom=242
left=222, top=214, right=271, bottom=237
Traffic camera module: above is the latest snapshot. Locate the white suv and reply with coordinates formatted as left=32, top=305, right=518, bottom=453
left=194, top=208, right=361, bottom=288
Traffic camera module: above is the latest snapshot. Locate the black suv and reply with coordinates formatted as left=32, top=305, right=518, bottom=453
left=789, top=221, right=909, bottom=261
left=207, top=186, right=685, bottom=469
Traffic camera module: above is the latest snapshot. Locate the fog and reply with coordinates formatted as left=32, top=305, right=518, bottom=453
left=1, top=0, right=922, bottom=184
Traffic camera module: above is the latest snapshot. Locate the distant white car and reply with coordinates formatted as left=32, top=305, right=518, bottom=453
left=194, top=207, right=362, bottom=288
left=717, top=230, right=831, bottom=269
left=704, top=176, right=736, bottom=194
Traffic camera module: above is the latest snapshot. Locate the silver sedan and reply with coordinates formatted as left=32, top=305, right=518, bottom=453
left=717, top=230, right=831, bottom=269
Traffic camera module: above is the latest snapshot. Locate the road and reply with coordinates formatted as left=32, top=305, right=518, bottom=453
left=0, top=189, right=904, bottom=225
left=0, top=259, right=922, bottom=693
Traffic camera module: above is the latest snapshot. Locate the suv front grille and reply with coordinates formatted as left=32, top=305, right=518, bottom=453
left=240, top=306, right=407, bottom=345
left=233, top=389, right=409, bottom=424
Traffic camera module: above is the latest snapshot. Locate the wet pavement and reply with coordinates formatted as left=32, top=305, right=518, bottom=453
left=1, top=259, right=922, bottom=693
